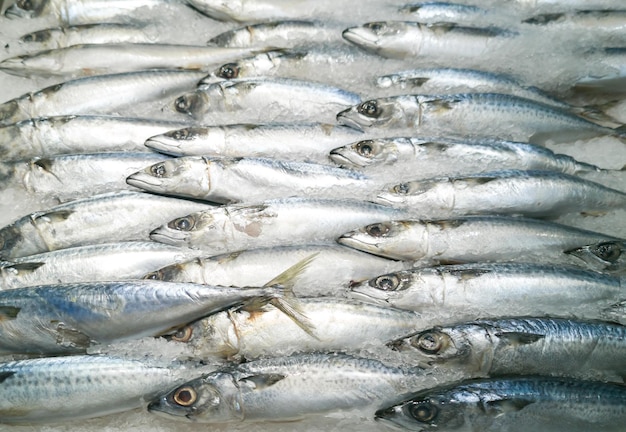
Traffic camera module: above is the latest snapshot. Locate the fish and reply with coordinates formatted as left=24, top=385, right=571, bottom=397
left=389, top=317, right=626, bottom=381
left=185, top=0, right=320, bottom=22
left=0, top=355, right=210, bottom=424
left=398, top=2, right=494, bottom=25
left=167, top=297, right=427, bottom=359
left=144, top=244, right=410, bottom=297
left=150, top=197, right=409, bottom=255
left=18, top=23, right=159, bottom=49
left=566, top=241, right=626, bottom=274
left=0, top=191, right=215, bottom=260
left=375, top=170, right=626, bottom=218
left=0, top=115, right=191, bottom=160
left=204, top=49, right=312, bottom=81
left=0, top=279, right=296, bottom=354
left=342, top=21, right=513, bottom=60
left=0, top=70, right=208, bottom=126
left=174, top=77, right=361, bottom=124
left=144, top=122, right=363, bottom=163
left=336, top=93, right=626, bottom=145
left=329, top=137, right=601, bottom=180
left=0, top=241, right=204, bottom=290
left=523, top=9, right=626, bottom=38
left=376, top=377, right=626, bottom=432
left=0, top=44, right=262, bottom=78
left=126, top=156, right=374, bottom=204
left=337, top=215, right=622, bottom=262
left=349, top=263, right=625, bottom=323
left=148, top=353, right=432, bottom=422
left=207, top=20, right=340, bottom=47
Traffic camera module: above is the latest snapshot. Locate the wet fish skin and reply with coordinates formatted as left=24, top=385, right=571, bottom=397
left=337, top=216, right=621, bottom=262
left=207, top=20, right=338, bottom=47
left=148, top=353, right=431, bottom=422
left=0, top=355, right=208, bottom=424
left=145, top=122, right=363, bottom=163
left=185, top=0, right=315, bottom=22
left=150, top=197, right=409, bottom=255
left=0, top=191, right=215, bottom=260
left=349, top=263, right=625, bottom=323
left=390, top=318, right=626, bottom=380
left=376, top=377, right=626, bottom=432
left=0, top=280, right=290, bottom=354
left=399, top=2, right=493, bottom=25
left=127, top=156, right=373, bottom=204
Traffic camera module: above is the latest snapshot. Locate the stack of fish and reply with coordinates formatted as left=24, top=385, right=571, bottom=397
left=0, top=0, right=625, bottom=431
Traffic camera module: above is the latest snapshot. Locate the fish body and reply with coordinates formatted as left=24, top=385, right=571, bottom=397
left=0, top=70, right=208, bottom=126
left=145, top=244, right=410, bottom=296
left=349, top=263, right=624, bottom=322
left=145, top=122, right=363, bottom=163
left=338, top=216, right=621, bottom=261
left=207, top=20, right=340, bottom=47
left=391, top=317, right=626, bottom=381
left=0, top=44, right=260, bottom=78
left=0, top=280, right=288, bottom=354
left=175, top=77, right=361, bottom=124
left=0, top=241, right=204, bottom=290
left=336, top=93, right=626, bottom=145
left=0, top=116, right=190, bottom=160
left=150, top=197, right=409, bottom=254
left=376, top=377, right=626, bottom=432
left=0, top=191, right=214, bottom=260
left=399, top=2, right=493, bottom=25
left=376, top=170, right=626, bottom=218
left=127, top=156, right=373, bottom=203
left=185, top=0, right=316, bottom=22
left=329, top=137, right=600, bottom=179
left=148, top=353, right=429, bottom=422
left=0, top=355, right=207, bottom=424
left=171, top=298, right=426, bottom=359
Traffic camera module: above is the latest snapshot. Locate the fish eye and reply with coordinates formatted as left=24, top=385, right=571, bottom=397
left=356, top=140, right=375, bottom=157
left=365, top=223, right=390, bottom=237
left=151, top=163, right=167, bottom=177
left=357, top=100, right=381, bottom=118
left=169, top=216, right=195, bottom=232
left=173, top=386, right=197, bottom=406
left=366, top=22, right=386, bottom=32
left=408, top=401, right=438, bottom=423
left=174, top=95, right=195, bottom=114
left=592, top=242, right=622, bottom=263
left=414, top=331, right=446, bottom=354
left=143, top=270, right=162, bottom=280
left=171, top=326, right=193, bottom=342
left=372, top=274, right=400, bottom=291
left=218, top=63, right=240, bottom=79
left=393, top=183, right=410, bottom=194
left=17, top=0, right=34, bottom=10
left=170, top=129, right=189, bottom=140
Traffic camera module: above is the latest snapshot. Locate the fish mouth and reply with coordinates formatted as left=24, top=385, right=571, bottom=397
left=374, top=193, right=401, bottom=206
left=144, top=137, right=183, bottom=156
left=150, top=226, right=190, bottom=247
left=126, top=172, right=165, bottom=190
left=328, top=149, right=355, bottom=167
left=342, top=28, right=379, bottom=47
left=0, top=57, right=25, bottom=74
left=347, top=285, right=390, bottom=304
left=336, top=110, right=365, bottom=131
left=4, top=5, right=33, bottom=19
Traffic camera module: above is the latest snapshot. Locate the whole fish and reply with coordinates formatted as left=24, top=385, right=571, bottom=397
left=150, top=197, right=409, bottom=254
left=0, top=279, right=294, bottom=354
left=174, top=77, right=361, bottom=124
left=349, top=263, right=625, bottom=322
left=18, top=23, right=159, bottom=50
left=126, top=156, right=374, bottom=203
left=0, top=115, right=190, bottom=160
left=567, top=241, right=626, bottom=274
left=337, top=216, right=622, bottom=262
left=0, top=153, right=170, bottom=213
left=336, top=93, right=626, bottom=145
left=0, top=70, right=208, bottom=126
left=389, top=317, right=626, bottom=381
left=144, top=244, right=410, bottom=297
left=0, top=44, right=261, bottom=78
left=0, top=355, right=208, bottom=424
left=148, top=353, right=432, bottom=422
left=375, top=170, right=626, bottom=218
left=0, top=241, right=204, bottom=290
left=169, top=297, right=428, bottom=359
left=329, top=137, right=601, bottom=180
left=4, top=0, right=177, bottom=24
left=145, top=122, right=363, bottom=163
left=207, top=20, right=340, bottom=47
left=376, top=377, right=626, bottom=432
left=0, top=191, right=214, bottom=260
left=342, top=21, right=513, bottom=60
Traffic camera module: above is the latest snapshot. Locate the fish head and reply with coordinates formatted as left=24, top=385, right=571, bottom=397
left=126, top=157, right=212, bottom=200
left=342, top=21, right=420, bottom=59
left=349, top=270, right=413, bottom=304
left=376, top=179, right=452, bottom=208
left=173, top=90, right=210, bottom=119
left=145, top=127, right=214, bottom=156
left=212, top=51, right=283, bottom=80
left=338, top=220, right=428, bottom=260
left=19, top=28, right=54, bottom=45
left=151, top=209, right=227, bottom=250
left=330, top=139, right=399, bottom=168
left=566, top=241, right=626, bottom=273
left=167, top=313, right=239, bottom=359
left=336, top=97, right=407, bottom=130
left=148, top=371, right=243, bottom=422
left=4, top=0, right=48, bottom=18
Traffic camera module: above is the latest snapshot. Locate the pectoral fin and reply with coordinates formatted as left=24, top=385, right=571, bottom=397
left=496, top=332, right=544, bottom=346
left=239, top=373, right=286, bottom=390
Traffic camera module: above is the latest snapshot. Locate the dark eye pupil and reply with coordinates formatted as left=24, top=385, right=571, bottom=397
left=219, top=64, right=238, bottom=79
left=366, top=223, right=389, bottom=237
left=144, top=272, right=159, bottom=280
left=173, top=130, right=188, bottom=140
left=175, top=218, right=191, bottom=231
left=178, top=390, right=192, bottom=403
left=596, top=242, right=621, bottom=262
left=358, top=101, right=378, bottom=117
left=19, top=0, right=33, bottom=9
left=376, top=276, right=397, bottom=290
left=395, top=183, right=410, bottom=194
left=357, top=142, right=373, bottom=156
left=175, top=96, right=191, bottom=113
left=152, top=164, right=166, bottom=177
left=410, top=402, right=437, bottom=422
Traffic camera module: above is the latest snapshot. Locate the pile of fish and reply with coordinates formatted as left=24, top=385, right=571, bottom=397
left=0, top=0, right=625, bottom=431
